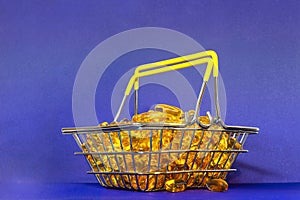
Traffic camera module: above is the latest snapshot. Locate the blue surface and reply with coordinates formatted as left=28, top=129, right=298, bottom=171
left=1, top=183, right=299, bottom=200
left=0, top=0, right=300, bottom=186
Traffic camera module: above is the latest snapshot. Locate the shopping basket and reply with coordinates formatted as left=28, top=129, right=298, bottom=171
left=62, top=50, right=259, bottom=192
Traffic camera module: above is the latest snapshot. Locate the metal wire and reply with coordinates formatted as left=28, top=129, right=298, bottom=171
left=64, top=125, right=257, bottom=191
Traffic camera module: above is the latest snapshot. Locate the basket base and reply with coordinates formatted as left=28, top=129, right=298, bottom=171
left=94, top=173, right=228, bottom=192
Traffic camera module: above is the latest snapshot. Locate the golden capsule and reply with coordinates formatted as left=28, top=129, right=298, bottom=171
left=129, top=175, right=140, bottom=190
left=120, top=118, right=131, bottom=124
left=206, top=178, right=228, bottom=192
left=90, top=163, right=98, bottom=171
left=199, top=116, right=210, bottom=125
left=114, top=174, right=126, bottom=188
left=149, top=111, right=172, bottom=123
left=96, top=161, right=105, bottom=171
left=185, top=110, right=195, bottom=123
left=138, top=175, right=148, bottom=190
left=132, top=110, right=181, bottom=124
left=175, top=158, right=186, bottom=168
left=156, top=174, right=166, bottom=188
left=187, top=158, right=199, bottom=170
left=177, top=173, right=189, bottom=182
left=154, top=104, right=184, bottom=120
left=120, top=134, right=131, bottom=151
left=187, top=173, right=201, bottom=187
left=161, top=136, right=172, bottom=148
left=138, top=139, right=150, bottom=151
left=99, top=121, right=109, bottom=127
left=228, top=137, right=242, bottom=150
left=165, top=179, right=187, bottom=192
left=102, top=175, right=113, bottom=187
left=165, top=179, right=177, bottom=192
left=81, top=143, right=88, bottom=152
left=132, top=111, right=154, bottom=123
left=146, top=175, right=156, bottom=191
left=131, top=114, right=140, bottom=123
left=109, top=175, right=119, bottom=187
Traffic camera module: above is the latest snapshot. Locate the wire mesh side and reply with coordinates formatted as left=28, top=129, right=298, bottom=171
left=71, top=128, right=250, bottom=191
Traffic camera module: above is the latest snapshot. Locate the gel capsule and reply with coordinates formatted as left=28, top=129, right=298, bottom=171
left=228, top=137, right=242, bottom=150
left=120, top=118, right=131, bottom=124
left=165, top=179, right=187, bottom=192
left=199, top=116, right=210, bottom=125
left=206, top=178, right=228, bottom=192
left=99, top=121, right=109, bottom=127
left=154, top=104, right=184, bottom=119
left=175, top=158, right=186, bottom=168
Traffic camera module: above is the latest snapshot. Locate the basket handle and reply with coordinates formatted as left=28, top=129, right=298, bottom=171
left=132, top=50, right=218, bottom=93
left=114, top=50, right=221, bottom=127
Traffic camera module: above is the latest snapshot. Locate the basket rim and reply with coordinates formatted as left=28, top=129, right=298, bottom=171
left=62, top=123, right=259, bottom=134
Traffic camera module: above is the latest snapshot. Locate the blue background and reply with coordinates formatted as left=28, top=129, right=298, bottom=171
left=1, top=0, right=300, bottom=187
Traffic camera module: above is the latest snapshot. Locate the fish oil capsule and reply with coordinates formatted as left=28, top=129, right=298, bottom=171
left=165, top=179, right=177, bottom=192
left=154, top=174, right=165, bottom=189
left=227, top=137, right=236, bottom=148
left=121, top=138, right=131, bottom=151
left=228, top=137, right=242, bottom=149
left=185, top=110, right=195, bottom=123
left=146, top=175, right=156, bottom=191
left=109, top=175, right=119, bottom=187
left=175, top=158, right=186, bottom=168
left=81, top=143, right=88, bottom=152
left=149, top=111, right=168, bottom=123
left=154, top=104, right=184, bottom=119
left=132, top=111, right=157, bottom=123
left=206, top=178, right=228, bottom=192
left=133, top=109, right=182, bottom=123
left=110, top=121, right=118, bottom=126
left=165, top=179, right=187, bottom=192
left=96, top=161, right=106, bottom=171
left=132, top=114, right=140, bottom=122
left=137, top=175, right=147, bottom=190
left=218, top=136, right=228, bottom=150
left=103, top=175, right=113, bottom=187
left=199, top=116, right=210, bottom=125
left=120, top=118, right=131, bottom=124
left=130, top=175, right=139, bottom=190
left=99, top=121, right=109, bottom=127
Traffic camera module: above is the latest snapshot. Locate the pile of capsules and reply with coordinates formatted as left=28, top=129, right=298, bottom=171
left=82, top=104, right=242, bottom=192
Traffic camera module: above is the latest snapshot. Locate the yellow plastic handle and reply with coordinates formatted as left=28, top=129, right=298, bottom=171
left=125, top=57, right=214, bottom=95
left=133, top=50, right=218, bottom=91
left=135, top=50, right=218, bottom=76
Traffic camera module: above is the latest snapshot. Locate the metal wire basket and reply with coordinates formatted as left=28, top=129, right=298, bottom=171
left=62, top=50, right=258, bottom=192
